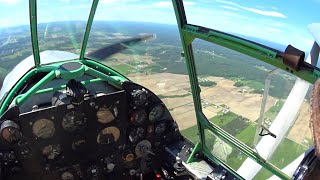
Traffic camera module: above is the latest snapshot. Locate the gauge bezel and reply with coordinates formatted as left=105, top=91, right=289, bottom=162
left=131, top=89, right=148, bottom=107
left=96, top=106, right=116, bottom=124
left=130, top=110, right=147, bottom=125
left=62, top=111, right=87, bottom=133
left=148, top=103, right=166, bottom=122
left=128, top=127, right=145, bottom=143
left=0, top=120, right=22, bottom=144
left=154, top=121, right=167, bottom=135
left=97, top=126, right=121, bottom=145
left=32, top=118, right=56, bottom=139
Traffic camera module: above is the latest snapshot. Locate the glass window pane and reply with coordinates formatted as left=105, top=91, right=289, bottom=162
left=253, top=83, right=313, bottom=179
left=192, top=38, right=314, bottom=178
left=184, top=0, right=316, bottom=52
left=204, top=129, right=246, bottom=171
left=0, top=1, right=33, bottom=100
left=86, top=1, right=197, bottom=143
left=37, top=0, right=92, bottom=62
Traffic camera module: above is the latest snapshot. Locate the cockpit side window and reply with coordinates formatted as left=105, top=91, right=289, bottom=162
left=0, top=1, right=33, bottom=99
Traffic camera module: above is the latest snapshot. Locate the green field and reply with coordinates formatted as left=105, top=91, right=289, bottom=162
left=264, top=100, right=285, bottom=121
left=253, top=138, right=308, bottom=179
left=181, top=109, right=308, bottom=179
left=109, top=64, right=135, bottom=75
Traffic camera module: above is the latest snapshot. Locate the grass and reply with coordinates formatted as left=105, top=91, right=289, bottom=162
left=235, top=123, right=257, bottom=147
left=158, top=93, right=190, bottom=99
left=263, top=100, right=284, bottom=121
left=181, top=111, right=238, bottom=145
left=232, top=78, right=264, bottom=89
left=110, top=64, right=135, bottom=75
left=180, top=125, right=199, bottom=145
left=210, top=111, right=237, bottom=126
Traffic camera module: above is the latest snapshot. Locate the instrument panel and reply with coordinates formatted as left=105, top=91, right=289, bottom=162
left=0, top=81, right=181, bottom=179
left=19, top=91, right=127, bottom=168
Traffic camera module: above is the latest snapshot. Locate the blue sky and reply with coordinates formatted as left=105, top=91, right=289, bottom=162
left=0, top=0, right=319, bottom=51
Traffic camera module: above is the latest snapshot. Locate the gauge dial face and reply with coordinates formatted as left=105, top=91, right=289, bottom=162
left=155, top=122, right=166, bottom=135
left=129, top=127, right=145, bottom=143
left=62, top=111, right=87, bottom=133
left=32, top=119, right=55, bottom=139
left=149, top=104, right=165, bottom=122
left=132, top=89, right=147, bottom=106
left=97, top=127, right=120, bottom=144
left=1, top=127, right=21, bottom=144
left=42, top=144, right=61, bottom=160
left=96, top=107, right=115, bottom=124
left=130, top=110, right=147, bottom=125
left=1, top=121, right=22, bottom=144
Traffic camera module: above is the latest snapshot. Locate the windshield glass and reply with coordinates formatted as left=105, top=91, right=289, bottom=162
left=36, top=0, right=91, bottom=62
left=86, top=1, right=197, bottom=135
left=184, top=0, right=318, bottom=52
left=0, top=0, right=33, bottom=100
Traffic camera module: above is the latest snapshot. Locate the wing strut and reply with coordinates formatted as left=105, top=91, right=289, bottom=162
left=28, top=0, right=40, bottom=67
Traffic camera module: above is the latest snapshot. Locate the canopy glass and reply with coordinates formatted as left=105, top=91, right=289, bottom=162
left=184, top=0, right=318, bottom=52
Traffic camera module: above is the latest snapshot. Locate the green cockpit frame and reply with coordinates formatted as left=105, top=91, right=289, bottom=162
left=0, top=0, right=319, bottom=179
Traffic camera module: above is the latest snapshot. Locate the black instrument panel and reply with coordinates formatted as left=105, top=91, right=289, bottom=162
left=19, top=90, right=128, bottom=168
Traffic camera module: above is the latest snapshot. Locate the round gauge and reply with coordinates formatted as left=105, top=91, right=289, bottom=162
left=62, top=111, right=87, bottom=133
left=132, top=89, right=147, bottom=106
left=97, top=127, right=120, bottom=144
left=130, top=110, right=147, bottom=125
left=33, top=119, right=55, bottom=139
left=0, top=120, right=22, bottom=144
left=128, top=127, right=145, bottom=143
left=42, top=144, right=61, bottom=160
left=155, top=122, right=166, bottom=135
left=149, top=104, right=165, bottom=122
left=96, top=107, right=115, bottom=124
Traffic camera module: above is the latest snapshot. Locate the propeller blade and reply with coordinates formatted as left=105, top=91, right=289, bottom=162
left=87, top=34, right=155, bottom=60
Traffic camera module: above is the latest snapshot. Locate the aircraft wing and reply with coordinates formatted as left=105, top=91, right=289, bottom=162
left=0, top=50, right=78, bottom=100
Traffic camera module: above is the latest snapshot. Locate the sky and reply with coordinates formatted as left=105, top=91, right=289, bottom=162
left=0, top=0, right=319, bottom=51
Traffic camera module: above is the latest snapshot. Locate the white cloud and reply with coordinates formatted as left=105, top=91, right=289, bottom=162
left=184, top=1, right=195, bottom=6
left=0, top=0, right=19, bottom=4
left=101, top=0, right=117, bottom=3
left=264, top=27, right=282, bottom=33
left=242, top=7, right=286, bottom=18
left=154, top=1, right=194, bottom=8
left=215, top=0, right=286, bottom=18
left=154, top=1, right=171, bottom=7
left=220, top=5, right=240, bottom=11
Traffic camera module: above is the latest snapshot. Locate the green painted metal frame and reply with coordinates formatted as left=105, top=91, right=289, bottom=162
left=33, top=78, right=104, bottom=95
left=170, top=0, right=318, bottom=179
left=29, top=0, right=40, bottom=67
left=80, top=0, right=100, bottom=60
left=0, top=60, right=129, bottom=116
left=181, top=24, right=319, bottom=84
left=12, top=63, right=125, bottom=107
